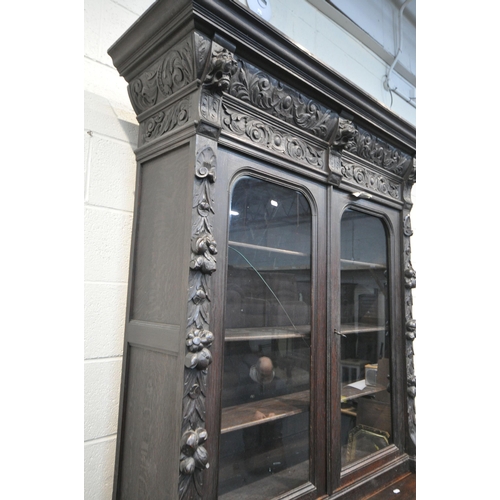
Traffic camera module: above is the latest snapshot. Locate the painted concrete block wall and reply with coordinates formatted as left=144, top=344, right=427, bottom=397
left=84, top=1, right=417, bottom=498
left=84, top=1, right=155, bottom=499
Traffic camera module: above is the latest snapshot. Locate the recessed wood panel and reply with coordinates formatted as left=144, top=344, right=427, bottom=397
left=119, top=346, right=181, bottom=499
left=131, top=145, right=190, bottom=324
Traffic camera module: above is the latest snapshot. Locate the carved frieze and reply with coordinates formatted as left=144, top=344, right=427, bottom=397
left=222, top=102, right=325, bottom=169
left=227, top=59, right=336, bottom=142
left=339, top=161, right=401, bottom=200
left=142, top=98, right=190, bottom=142
left=179, top=145, right=218, bottom=500
left=345, top=126, right=413, bottom=176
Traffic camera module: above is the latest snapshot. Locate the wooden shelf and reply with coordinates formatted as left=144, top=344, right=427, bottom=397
left=341, top=259, right=385, bottom=271
left=221, top=390, right=310, bottom=434
left=341, top=382, right=386, bottom=402
left=229, top=240, right=309, bottom=257
left=340, top=323, right=385, bottom=335
left=225, top=325, right=310, bottom=341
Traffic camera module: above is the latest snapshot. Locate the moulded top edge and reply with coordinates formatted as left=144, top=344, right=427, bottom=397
left=108, top=0, right=196, bottom=79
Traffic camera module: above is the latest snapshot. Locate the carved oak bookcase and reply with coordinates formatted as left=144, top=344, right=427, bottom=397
left=108, top=1, right=416, bottom=499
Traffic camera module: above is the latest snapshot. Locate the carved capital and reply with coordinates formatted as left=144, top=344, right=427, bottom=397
left=327, top=151, right=342, bottom=185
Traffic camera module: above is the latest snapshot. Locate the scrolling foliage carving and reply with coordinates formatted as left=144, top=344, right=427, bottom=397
left=227, top=59, right=335, bottom=141
left=222, top=102, right=324, bottom=168
left=128, top=35, right=202, bottom=115
left=143, top=98, right=190, bottom=142
left=345, top=126, right=412, bottom=176
left=340, top=161, right=400, bottom=199
left=179, top=146, right=217, bottom=500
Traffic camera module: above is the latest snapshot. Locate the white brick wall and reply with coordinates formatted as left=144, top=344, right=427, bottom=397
left=84, top=1, right=156, bottom=498
left=83, top=1, right=417, bottom=498
left=242, top=0, right=416, bottom=125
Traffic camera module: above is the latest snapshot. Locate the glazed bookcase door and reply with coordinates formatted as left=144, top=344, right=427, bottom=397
left=338, top=208, right=393, bottom=466
left=208, top=148, right=328, bottom=500
left=329, top=193, right=406, bottom=494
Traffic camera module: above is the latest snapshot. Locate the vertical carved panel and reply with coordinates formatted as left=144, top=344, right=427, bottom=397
left=403, top=161, right=416, bottom=458
left=179, top=146, right=218, bottom=500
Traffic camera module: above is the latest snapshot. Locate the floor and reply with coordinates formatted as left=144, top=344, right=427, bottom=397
left=364, top=473, right=416, bottom=500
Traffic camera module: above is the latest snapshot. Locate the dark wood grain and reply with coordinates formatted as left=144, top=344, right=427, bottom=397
left=130, top=146, right=191, bottom=324
left=118, top=346, right=181, bottom=499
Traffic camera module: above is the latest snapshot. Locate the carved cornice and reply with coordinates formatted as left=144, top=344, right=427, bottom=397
left=127, top=36, right=414, bottom=178
left=179, top=144, right=218, bottom=500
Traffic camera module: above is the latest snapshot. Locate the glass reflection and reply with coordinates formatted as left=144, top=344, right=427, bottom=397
left=218, top=176, right=311, bottom=499
left=339, top=209, right=392, bottom=467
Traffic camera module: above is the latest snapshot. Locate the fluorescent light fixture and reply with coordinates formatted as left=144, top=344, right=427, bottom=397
left=270, top=200, right=278, bottom=207
left=230, top=210, right=239, bottom=216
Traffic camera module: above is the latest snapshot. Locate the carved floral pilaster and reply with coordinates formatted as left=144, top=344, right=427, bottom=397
left=403, top=181, right=417, bottom=457
left=179, top=145, right=218, bottom=500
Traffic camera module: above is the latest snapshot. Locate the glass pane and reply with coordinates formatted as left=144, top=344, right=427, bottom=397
left=339, top=209, right=392, bottom=467
left=218, top=176, right=312, bottom=499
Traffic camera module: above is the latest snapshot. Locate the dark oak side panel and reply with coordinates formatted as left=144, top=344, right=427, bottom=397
left=114, top=143, right=195, bottom=500
left=131, top=146, right=191, bottom=324
left=119, top=346, right=181, bottom=499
